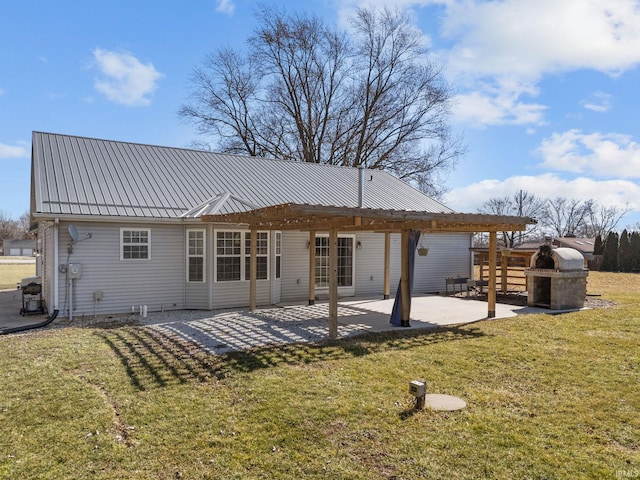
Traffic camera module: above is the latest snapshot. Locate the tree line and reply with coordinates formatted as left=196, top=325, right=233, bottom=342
left=597, top=230, right=640, bottom=272
left=477, top=191, right=629, bottom=248
left=0, top=210, right=33, bottom=251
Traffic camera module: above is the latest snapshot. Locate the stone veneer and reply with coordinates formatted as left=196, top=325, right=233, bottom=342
left=524, top=269, right=588, bottom=310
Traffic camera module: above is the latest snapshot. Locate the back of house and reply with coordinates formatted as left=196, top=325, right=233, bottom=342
left=30, top=131, right=473, bottom=319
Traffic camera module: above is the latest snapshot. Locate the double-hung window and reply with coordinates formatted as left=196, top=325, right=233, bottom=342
left=121, top=228, right=150, bottom=260
left=275, top=232, right=282, bottom=279
left=244, top=232, right=268, bottom=280
left=215, top=230, right=269, bottom=282
left=216, top=231, right=241, bottom=281
left=187, top=229, right=205, bottom=282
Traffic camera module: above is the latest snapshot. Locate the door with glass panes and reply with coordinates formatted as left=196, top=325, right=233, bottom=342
left=314, top=235, right=355, bottom=297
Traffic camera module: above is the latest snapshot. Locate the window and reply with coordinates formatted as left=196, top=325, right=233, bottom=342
left=245, top=232, right=268, bottom=280
left=216, top=231, right=241, bottom=281
left=121, top=228, right=150, bottom=260
left=315, top=236, right=353, bottom=288
left=215, top=230, right=269, bottom=282
left=275, top=232, right=282, bottom=279
left=187, top=229, right=205, bottom=282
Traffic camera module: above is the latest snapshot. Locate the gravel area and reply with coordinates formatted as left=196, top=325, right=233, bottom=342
left=50, top=304, right=371, bottom=354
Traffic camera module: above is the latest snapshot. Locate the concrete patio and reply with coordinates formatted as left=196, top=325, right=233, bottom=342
left=1, top=289, right=547, bottom=354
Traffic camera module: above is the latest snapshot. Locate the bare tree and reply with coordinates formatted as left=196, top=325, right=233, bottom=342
left=582, top=202, right=628, bottom=238
left=0, top=210, right=21, bottom=245
left=179, top=5, right=462, bottom=197
left=542, top=197, right=594, bottom=237
left=19, top=211, right=36, bottom=239
left=477, top=190, right=546, bottom=247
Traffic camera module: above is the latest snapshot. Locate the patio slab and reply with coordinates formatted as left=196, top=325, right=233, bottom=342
left=1, top=291, right=551, bottom=354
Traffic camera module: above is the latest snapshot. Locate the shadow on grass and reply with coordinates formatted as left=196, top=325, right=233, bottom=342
left=97, top=325, right=486, bottom=391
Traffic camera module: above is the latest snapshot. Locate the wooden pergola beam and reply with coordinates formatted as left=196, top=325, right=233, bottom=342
left=201, top=202, right=537, bottom=334
left=201, top=203, right=535, bottom=234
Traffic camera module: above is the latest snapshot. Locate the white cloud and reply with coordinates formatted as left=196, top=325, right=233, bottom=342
left=581, top=91, right=612, bottom=112
left=441, top=0, right=640, bottom=81
left=92, top=48, right=164, bottom=106
left=436, top=0, right=640, bottom=127
left=215, top=0, right=234, bottom=15
left=537, top=130, right=640, bottom=179
left=453, top=85, right=547, bottom=127
left=446, top=174, right=640, bottom=218
left=337, top=0, right=640, bottom=128
left=0, top=143, right=29, bottom=159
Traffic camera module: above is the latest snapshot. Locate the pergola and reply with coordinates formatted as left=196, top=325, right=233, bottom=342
left=202, top=203, right=536, bottom=339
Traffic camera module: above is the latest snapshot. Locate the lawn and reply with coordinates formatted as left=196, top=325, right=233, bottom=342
left=0, top=262, right=35, bottom=290
left=0, top=271, right=638, bottom=479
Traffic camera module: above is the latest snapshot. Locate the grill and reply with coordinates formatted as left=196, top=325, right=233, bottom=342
left=19, top=276, right=45, bottom=316
left=524, top=243, right=588, bottom=310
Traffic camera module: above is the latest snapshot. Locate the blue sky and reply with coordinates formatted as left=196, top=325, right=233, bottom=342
left=2, top=0, right=640, bottom=229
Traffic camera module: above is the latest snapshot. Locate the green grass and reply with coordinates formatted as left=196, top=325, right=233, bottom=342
left=0, top=262, right=36, bottom=290
left=0, top=272, right=638, bottom=479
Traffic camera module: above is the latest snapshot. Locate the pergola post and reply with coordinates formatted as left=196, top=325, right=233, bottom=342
left=249, top=227, right=257, bottom=311
left=308, top=230, right=316, bottom=305
left=488, top=231, right=497, bottom=318
left=328, top=228, right=338, bottom=339
left=400, top=229, right=411, bottom=327
left=383, top=232, right=391, bottom=299
left=501, top=249, right=509, bottom=293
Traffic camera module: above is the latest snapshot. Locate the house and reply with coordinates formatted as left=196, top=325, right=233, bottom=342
left=30, top=132, right=533, bottom=324
left=553, top=237, right=595, bottom=257
left=2, top=239, right=36, bottom=256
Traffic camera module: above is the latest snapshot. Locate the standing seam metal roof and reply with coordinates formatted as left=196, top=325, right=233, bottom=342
left=31, top=131, right=455, bottom=218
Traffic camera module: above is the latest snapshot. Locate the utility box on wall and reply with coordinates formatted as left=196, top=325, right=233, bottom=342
left=68, top=263, right=82, bottom=279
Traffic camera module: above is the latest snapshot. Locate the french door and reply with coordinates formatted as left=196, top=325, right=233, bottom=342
left=315, top=235, right=355, bottom=296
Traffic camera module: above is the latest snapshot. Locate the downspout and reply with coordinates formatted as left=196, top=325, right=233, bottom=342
left=53, top=218, right=59, bottom=311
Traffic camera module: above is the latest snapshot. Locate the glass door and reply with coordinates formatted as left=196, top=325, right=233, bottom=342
left=315, top=236, right=355, bottom=296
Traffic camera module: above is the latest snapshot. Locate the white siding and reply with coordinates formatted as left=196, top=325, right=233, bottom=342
left=414, top=233, right=472, bottom=293
left=212, top=281, right=272, bottom=309
left=354, top=232, right=401, bottom=297
left=57, top=221, right=186, bottom=317
left=47, top=221, right=472, bottom=317
left=282, top=231, right=472, bottom=302
left=281, top=231, right=312, bottom=302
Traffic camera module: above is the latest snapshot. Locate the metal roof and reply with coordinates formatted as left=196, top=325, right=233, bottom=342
left=31, top=131, right=454, bottom=219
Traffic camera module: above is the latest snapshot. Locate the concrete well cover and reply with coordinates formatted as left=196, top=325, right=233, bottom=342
left=424, top=394, right=467, bottom=411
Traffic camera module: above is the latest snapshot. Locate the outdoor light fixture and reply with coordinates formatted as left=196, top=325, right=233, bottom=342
left=356, top=240, right=362, bottom=249
left=409, top=380, right=426, bottom=410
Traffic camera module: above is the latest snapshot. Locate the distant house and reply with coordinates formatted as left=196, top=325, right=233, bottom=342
left=2, top=239, right=35, bottom=256
left=553, top=237, right=596, bottom=269
left=553, top=237, right=595, bottom=258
